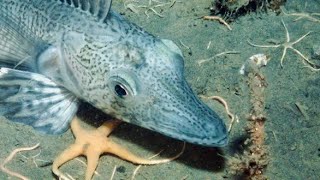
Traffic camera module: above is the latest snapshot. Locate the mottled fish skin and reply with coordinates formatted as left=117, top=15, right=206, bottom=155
left=0, top=0, right=228, bottom=147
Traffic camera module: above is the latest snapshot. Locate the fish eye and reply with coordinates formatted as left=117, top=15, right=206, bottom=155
left=109, top=72, right=138, bottom=99
left=109, top=76, right=135, bottom=98
left=114, top=84, right=128, bottom=98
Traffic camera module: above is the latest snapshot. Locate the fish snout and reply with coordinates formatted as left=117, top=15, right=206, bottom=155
left=196, top=103, right=229, bottom=147
left=153, top=80, right=228, bottom=147
left=172, top=99, right=228, bottom=147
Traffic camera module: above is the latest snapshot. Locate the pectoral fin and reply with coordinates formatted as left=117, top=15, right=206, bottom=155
left=0, top=68, right=79, bottom=134
left=0, top=4, right=47, bottom=71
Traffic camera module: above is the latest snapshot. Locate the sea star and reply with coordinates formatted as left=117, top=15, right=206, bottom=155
left=52, top=117, right=184, bottom=180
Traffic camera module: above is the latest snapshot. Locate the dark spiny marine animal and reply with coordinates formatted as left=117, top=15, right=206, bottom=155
left=0, top=0, right=227, bottom=147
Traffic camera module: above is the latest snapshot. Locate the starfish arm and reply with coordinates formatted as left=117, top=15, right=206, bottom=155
left=103, top=140, right=186, bottom=165
left=70, top=117, right=88, bottom=136
left=85, top=149, right=101, bottom=180
left=247, top=40, right=280, bottom=48
left=103, top=140, right=161, bottom=164
left=153, top=0, right=162, bottom=3
left=292, top=31, right=312, bottom=45
left=97, top=119, right=122, bottom=137
left=150, top=8, right=164, bottom=17
left=154, top=3, right=170, bottom=8
left=280, top=48, right=287, bottom=67
left=291, top=48, right=315, bottom=65
left=137, top=5, right=148, bottom=8
left=294, top=16, right=303, bottom=21
left=144, top=10, right=150, bottom=18
left=52, top=144, right=84, bottom=180
left=281, top=19, right=290, bottom=42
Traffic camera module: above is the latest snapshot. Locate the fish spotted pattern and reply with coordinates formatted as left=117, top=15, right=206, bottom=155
left=0, top=0, right=227, bottom=147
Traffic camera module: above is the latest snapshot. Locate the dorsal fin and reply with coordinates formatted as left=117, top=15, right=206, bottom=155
left=60, top=0, right=112, bottom=21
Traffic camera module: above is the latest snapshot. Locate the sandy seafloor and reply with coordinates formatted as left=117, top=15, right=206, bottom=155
left=1, top=0, right=320, bottom=179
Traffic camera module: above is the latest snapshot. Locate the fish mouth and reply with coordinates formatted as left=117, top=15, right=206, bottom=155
left=153, top=98, right=228, bottom=147
left=134, top=79, right=228, bottom=147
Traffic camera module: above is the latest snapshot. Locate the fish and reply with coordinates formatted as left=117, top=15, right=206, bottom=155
left=0, top=0, right=228, bottom=147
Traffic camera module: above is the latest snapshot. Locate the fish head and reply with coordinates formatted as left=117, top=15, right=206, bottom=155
left=102, top=38, right=228, bottom=147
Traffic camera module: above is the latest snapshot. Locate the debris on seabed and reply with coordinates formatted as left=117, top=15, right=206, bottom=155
left=239, top=53, right=270, bottom=75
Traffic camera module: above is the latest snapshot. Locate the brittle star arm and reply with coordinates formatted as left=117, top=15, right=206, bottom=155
left=0, top=143, right=40, bottom=180
left=282, top=18, right=313, bottom=66
left=247, top=40, right=281, bottom=48
left=138, top=0, right=171, bottom=18
left=281, top=7, right=320, bottom=23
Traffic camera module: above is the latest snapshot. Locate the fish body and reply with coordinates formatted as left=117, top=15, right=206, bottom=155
left=0, top=0, right=228, bottom=147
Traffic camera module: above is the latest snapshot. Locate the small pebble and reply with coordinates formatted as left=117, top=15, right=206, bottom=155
left=116, top=166, right=126, bottom=173
left=290, top=145, right=297, bottom=151
left=312, top=44, right=320, bottom=59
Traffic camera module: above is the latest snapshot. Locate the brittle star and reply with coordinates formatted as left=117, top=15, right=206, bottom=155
left=281, top=7, right=320, bottom=23
left=247, top=19, right=319, bottom=70
left=137, top=0, right=171, bottom=18
left=0, top=143, right=40, bottom=180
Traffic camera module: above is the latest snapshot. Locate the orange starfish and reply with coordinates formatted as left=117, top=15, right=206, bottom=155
left=52, top=117, right=184, bottom=180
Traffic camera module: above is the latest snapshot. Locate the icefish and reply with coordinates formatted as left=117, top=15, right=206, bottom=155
left=0, top=0, right=227, bottom=147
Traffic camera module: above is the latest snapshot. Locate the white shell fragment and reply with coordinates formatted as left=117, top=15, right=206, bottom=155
left=240, top=53, right=270, bottom=75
